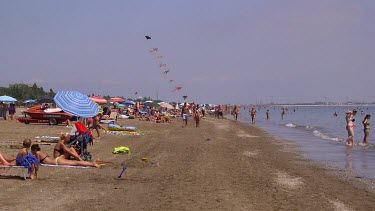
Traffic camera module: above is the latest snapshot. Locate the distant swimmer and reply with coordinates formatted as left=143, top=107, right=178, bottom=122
left=250, top=107, right=256, bottom=124
left=281, top=108, right=285, bottom=120
left=233, top=105, right=239, bottom=122
left=334, top=112, right=338, bottom=117
left=345, top=109, right=357, bottom=146
left=266, top=110, right=270, bottom=120
left=362, top=114, right=371, bottom=144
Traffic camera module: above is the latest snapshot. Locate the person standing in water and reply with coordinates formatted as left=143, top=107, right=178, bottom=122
left=232, top=105, right=239, bottom=121
left=362, top=114, right=371, bottom=144
left=281, top=108, right=285, bottom=120
left=250, top=107, right=256, bottom=124
left=345, top=109, right=357, bottom=146
left=266, top=110, right=270, bottom=120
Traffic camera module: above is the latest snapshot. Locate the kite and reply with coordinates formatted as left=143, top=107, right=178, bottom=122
left=172, top=86, right=182, bottom=92
left=149, top=48, right=158, bottom=52
left=183, top=96, right=188, bottom=100
left=134, top=92, right=138, bottom=95
left=156, top=55, right=164, bottom=59
left=145, top=36, right=151, bottom=40
left=163, top=70, right=170, bottom=74
left=159, top=63, right=167, bottom=67
left=169, top=79, right=175, bottom=82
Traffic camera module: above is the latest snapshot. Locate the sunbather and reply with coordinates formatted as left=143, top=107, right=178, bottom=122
left=54, top=132, right=83, bottom=161
left=0, top=152, right=15, bottom=166
left=32, top=144, right=99, bottom=168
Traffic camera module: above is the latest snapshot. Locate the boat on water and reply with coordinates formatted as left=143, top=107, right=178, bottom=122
left=18, top=104, right=72, bottom=125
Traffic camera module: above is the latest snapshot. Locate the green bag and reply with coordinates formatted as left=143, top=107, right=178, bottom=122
left=113, top=146, right=131, bottom=154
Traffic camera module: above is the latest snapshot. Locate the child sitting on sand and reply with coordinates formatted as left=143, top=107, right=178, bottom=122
left=0, top=152, right=15, bottom=166
left=16, top=139, right=39, bottom=179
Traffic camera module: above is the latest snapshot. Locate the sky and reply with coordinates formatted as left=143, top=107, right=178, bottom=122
left=1, top=0, right=374, bottom=104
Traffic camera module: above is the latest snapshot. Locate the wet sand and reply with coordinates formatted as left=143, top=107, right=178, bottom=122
left=1, top=114, right=375, bottom=210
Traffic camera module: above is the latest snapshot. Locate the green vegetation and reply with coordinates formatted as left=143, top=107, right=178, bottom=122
left=0, top=83, right=55, bottom=101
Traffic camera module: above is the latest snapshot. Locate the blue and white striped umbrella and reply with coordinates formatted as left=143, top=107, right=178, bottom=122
left=54, top=91, right=99, bottom=118
left=0, top=95, right=17, bottom=102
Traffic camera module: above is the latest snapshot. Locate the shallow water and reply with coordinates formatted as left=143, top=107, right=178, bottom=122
left=237, top=106, right=375, bottom=179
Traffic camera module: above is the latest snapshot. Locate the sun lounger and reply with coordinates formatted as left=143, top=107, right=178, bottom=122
left=0, top=166, right=28, bottom=180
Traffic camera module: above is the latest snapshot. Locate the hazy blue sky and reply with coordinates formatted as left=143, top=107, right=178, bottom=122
left=1, top=0, right=374, bottom=104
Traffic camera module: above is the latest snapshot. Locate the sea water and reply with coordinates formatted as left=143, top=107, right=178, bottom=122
left=236, top=105, right=375, bottom=179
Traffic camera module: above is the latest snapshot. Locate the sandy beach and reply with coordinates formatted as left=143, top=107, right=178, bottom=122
left=1, top=114, right=375, bottom=211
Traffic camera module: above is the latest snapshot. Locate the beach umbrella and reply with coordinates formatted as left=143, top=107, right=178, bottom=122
left=159, top=102, right=174, bottom=110
left=89, top=96, right=107, bottom=104
left=144, top=101, right=159, bottom=107
left=108, top=97, right=125, bottom=103
left=122, top=100, right=135, bottom=105
left=0, top=95, right=17, bottom=102
left=22, top=99, right=36, bottom=104
left=54, top=91, right=99, bottom=118
left=37, top=95, right=54, bottom=103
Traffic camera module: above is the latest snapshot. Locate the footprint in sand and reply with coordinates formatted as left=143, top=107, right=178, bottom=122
left=275, top=172, right=303, bottom=190
left=328, top=199, right=354, bottom=211
left=242, top=150, right=258, bottom=157
left=237, top=130, right=258, bottom=138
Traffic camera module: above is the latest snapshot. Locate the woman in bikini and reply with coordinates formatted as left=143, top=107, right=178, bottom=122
left=54, top=132, right=83, bottom=161
left=362, top=114, right=371, bottom=144
left=32, top=144, right=99, bottom=168
left=345, top=109, right=357, bottom=146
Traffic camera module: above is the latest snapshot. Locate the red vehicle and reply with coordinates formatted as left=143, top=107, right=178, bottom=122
left=18, top=104, right=72, bottom=125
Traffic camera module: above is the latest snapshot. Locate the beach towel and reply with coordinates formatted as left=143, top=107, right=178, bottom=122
left=16, top=153, right=38, bottom=174
left=113, top=146, right=131, bottom=154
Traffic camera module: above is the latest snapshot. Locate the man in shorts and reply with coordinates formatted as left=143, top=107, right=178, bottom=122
left=181, top=103, right=190, bottom=127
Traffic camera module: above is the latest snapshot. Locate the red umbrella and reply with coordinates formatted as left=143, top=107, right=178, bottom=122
left=89, top=96, right=107, bottom=104
left=108, top=97, right=125, bottom=103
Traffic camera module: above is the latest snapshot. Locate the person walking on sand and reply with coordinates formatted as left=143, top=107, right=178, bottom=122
left=181, top=102, right=189, bottom=127
left=194, top=104, right=202, bottom=127
left=91, top=114, right=106, bottom=139
left=362, top=114, right=371, bottom=144
left=266, top=110, right=270, bottom=120
left=232, top=105, right=239, bottom=121
left=345, top=109, right=357, bottom=146
left=250, top=107, right=256, bottom=124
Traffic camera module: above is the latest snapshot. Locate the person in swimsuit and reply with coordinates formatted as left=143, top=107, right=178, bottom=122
left=345, top=109, right=357, bottom=146
left=250, top=107, right=256, bottom=124
left=233, top=105, right=239, bottom=122
left=31, top=144, right=99, bottom=169
left=0, top=151, right=15, bottom=166
left=266, top=110, right=270, bottom=120
left=54, top=132, right=84, bottom=161
left=362, top=114, right=371, bottom=144
left=181, top=103, right=190, bottom=127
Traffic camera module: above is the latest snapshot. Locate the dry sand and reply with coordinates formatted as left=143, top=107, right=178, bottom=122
left=1, top=112, right=375, bottom=210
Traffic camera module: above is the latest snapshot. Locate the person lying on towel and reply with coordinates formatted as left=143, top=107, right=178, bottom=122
left=0, top=151, right=15, bottom=166
left=32, top=144, right=99, bottom=168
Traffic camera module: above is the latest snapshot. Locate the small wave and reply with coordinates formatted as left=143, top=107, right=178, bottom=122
left=313, top=130, right=341, bottom=142
left=285, top=123, right=297, bottom=128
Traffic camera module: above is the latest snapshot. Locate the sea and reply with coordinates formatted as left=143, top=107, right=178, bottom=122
left=236, top=105, right=375, bottom=180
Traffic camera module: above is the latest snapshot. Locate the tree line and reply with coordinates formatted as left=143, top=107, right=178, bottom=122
left=0, top=83, right=55, bottom=102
